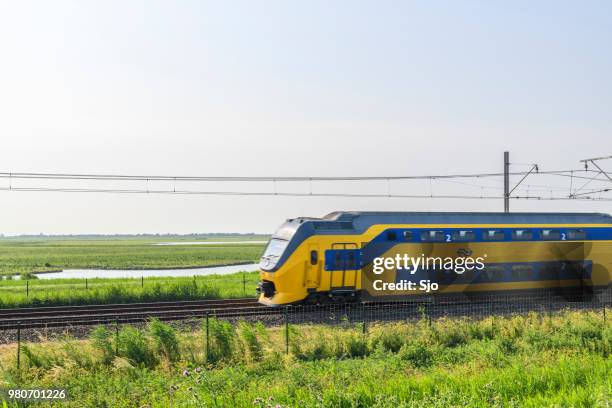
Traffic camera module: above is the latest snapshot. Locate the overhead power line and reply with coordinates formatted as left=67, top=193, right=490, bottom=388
left=0, top=163, right=611, bottom=202
left=0, top=169, right=600, bottom=182
left=1, top=186, right=611, bottom=201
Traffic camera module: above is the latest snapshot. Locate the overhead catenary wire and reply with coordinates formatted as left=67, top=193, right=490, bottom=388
left=0, top=169, right=602, bottom=182
left=1, top=186, right=611, bottom=201
left=435, top=176, right=603, bottom=193
left=0, top=165, right=610, bottom=201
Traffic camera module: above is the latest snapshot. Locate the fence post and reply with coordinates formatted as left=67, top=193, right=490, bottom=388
left=604, top=304, right=606, bottom=323
left=16, top=322, right=21, bottom=369
left=115, top=319, right=119, bottom=356
left=284, top=307, right=289, bottom=354
left=85, top=278, right=88, bottom=290
left=141, top=276, right=144, bottom=288
left=243, top=272, right=246, bottom=296
left=360, top=302, right=368, bottom=334
left=26, top=281, right=29, bottom=297
left=205, top=312, right=210, bottom=362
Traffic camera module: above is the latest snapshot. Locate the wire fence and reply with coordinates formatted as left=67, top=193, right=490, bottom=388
left=260, top=289, right=611, bottom=360
left=4, top=287, right=610, bottom=370
left=283, top=289, right=611, bottom=327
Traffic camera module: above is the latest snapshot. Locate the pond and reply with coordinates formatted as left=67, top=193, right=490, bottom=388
left=33, top=263, right=260, bottom=279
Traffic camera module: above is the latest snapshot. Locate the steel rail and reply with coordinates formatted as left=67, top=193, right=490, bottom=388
left=0, top=298, right=264, bottom=329
left=0, top=298, right=259, bottom=319
left=2, top=290, right=603, bottom=330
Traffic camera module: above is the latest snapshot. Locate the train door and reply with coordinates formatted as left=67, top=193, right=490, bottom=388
left=304, top=243, right=321, bottom=288
left=327, top=243, right=359, bottom=292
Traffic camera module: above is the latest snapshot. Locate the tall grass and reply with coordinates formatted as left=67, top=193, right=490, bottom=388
left=1, top=310, right=609, bottom=407
left=237, top=321, right=264, bottom=363
left=148, top=319, right=180, bottom=363
left=90, top=326, right=114, bottom=364
left=206, top=318, right=236, bottom=364
left=0, top=271, right=260, bottom=308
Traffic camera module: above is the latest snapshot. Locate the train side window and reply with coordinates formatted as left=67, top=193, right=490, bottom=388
left=483, top=230, right=504, bottom=241
left=541, top=229, right=561, bottom=240
left=310, top=250, right=318, bottom=265
left=567, top=229, right=587, bottom=240
left=420, top=230, right=445, bottom=242
left=403, top=230, right=413, bottom=240
left=539, top=264, right=557, bottom=280
left=481, top=264, right=504, bottom=281
left=511, top=264, right=533, bottom=279
left=511, top=229, right=533, bottom=240
left=452, top=230, right=475, bottom=241
left=386, top=231, right=397, bottom=241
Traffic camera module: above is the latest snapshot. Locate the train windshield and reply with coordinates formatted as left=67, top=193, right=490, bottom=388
left=260, top=238, right=289, bottom=270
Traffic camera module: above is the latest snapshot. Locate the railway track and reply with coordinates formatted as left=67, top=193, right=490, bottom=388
left=0, top=298, right=269, bottom=329
left=1, top=290, right=608, bottom=330
left=0, top=297, right=487, bottom=330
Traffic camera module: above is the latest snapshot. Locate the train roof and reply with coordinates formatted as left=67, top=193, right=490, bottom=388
left=320, top=211, right=612, bottom=226
left=276, top=211, right=612, bottom=240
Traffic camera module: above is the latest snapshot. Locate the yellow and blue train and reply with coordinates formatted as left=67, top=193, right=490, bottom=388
left=257, top=212, right=612, bottom=306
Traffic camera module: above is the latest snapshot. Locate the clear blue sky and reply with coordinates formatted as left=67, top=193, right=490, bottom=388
left=0, top=1, right=611, bottom=234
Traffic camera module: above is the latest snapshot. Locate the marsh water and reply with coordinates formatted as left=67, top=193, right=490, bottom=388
left=33, top=263, right=260, bottom=279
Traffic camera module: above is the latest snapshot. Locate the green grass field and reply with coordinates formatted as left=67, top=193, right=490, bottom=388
left=0, top=310, right=609, bottom=407
left=0, top=235, right=267, bottom=276
left=0, top=271, right=261, bottom=308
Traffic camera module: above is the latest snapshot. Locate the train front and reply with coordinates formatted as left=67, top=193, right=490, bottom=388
left=257, top=218, right=308, bottom=306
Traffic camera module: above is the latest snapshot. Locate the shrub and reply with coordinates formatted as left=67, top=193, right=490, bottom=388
left=90, top=326, right=114, bottom=364
left=398, top=342, right=434, bottom=367
left=237, top=321, right=263, bottom=363
left=498, top=316, right=526, bottom=339
left=117, top=326, right=157, bottom=368
left=497, top=336, right=518, bottom=354
left=343, top=333, right=369, bottom=358
left=301, top=340, right=331, bottom=361
left=369, top=329, right=405, bottom=353
left=292, top=333, right=333, bottom=361
left=205, top=318, right=235, bottom=364
left=433, top=321, right=470, bottom=348
left=20, top=345, right=46, bottom=368
left=148, top=319, right=180, bottom=363
left=467, top=319, right=496, bottom=340
left=254, top=321, right=269, bottom=341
